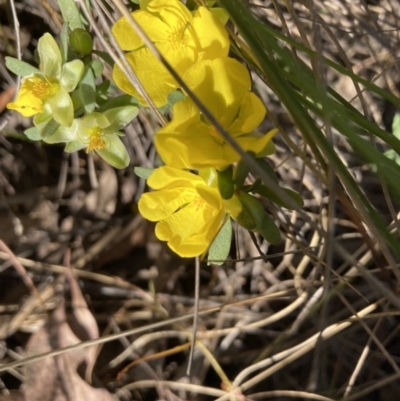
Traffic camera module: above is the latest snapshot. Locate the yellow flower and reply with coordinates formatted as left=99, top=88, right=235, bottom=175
left=138, top=166, right=241, bottom=257
left=45, top=107, right=138, bottom=169
left=155, top=58, right=277, bottom=169
left=7, top=33, right=84, bottom=127
left=112, top=0, right=229, bottom=107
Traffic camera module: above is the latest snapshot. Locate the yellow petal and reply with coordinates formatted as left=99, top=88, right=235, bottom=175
left=139, top=187, right=197, bottom=222
left=192, top=7, right=229, bottom=60
left=156, top=118, right=231, bottom=168
left=112, top=11, right=168, bottom=51
left=183, top=58, right=250, bottom=123
left=221, top=131, right=276, bottom=162
left=156, top=41, right=197, bottom=76
left=228, top=92, right=266, bottom=134
left=147, top=165, right=203, bottom=190
left=155, top=197, right=224, bottom=257
left=147, top=0, right=193, bottom=29
left=113, top=48, right=177, bottom=107
left=222, top=195, right=243, bottom=219
left=7, top=85, right=43, bottom=117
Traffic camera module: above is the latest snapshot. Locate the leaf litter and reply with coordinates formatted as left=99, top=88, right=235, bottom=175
left=6, top=268, right=115, bottom=401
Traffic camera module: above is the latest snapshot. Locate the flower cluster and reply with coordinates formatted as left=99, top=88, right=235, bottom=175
left=7, top=32, right=137, bottom=169
left=7, top=0, right=300, bottom=261
left=114, top=0, right=282, bottom=259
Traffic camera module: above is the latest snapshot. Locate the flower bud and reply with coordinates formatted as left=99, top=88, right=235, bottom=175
left=69, top=28, right=93, bottom=56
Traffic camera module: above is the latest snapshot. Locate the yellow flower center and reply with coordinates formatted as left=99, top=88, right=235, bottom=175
left=209, top=125, right=225, bottom=145
left=25, top=76, right=58, bottom=100
left=86, top=126, right=106, bottom=153
left=166, top=22, right=190, bottom=49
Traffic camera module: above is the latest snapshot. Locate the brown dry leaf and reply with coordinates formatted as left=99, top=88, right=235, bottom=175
left=0, top=86, right=15, bottom=113
left=17, top=273, right=115, bottom=401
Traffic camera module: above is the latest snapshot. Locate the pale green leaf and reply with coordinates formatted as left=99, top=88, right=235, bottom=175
left=5, top=57, right=40, bottom=77
left=60, top=23, right=69, bottom=64
left=78, top=65, right=96, bottom=113
left=58, top=0, right=84, bottom=30
left=89, top=59, right=103, bottom=78
left=24, top=126, right=42, bottom=141
left=392, top=113, right=400, bottom=140
left=38, top=118, right=61, bottom=140
left=103, top=106, right=138, bottom=133
left=45, top=120, right=78, bottom=143
left=65, top=139, right=86, bottom=152
left=134, top=167, right=154, bottom=179
left=207, top=218, right=232, bottom=266
left=168, top=90, right=186, bottom=108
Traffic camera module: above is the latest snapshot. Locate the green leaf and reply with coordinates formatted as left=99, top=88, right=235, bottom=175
left=24, top=126, right=42, bottom=141
left=392, top=113, right=400, bottom=140
left=167, top=90, right=186, bottom=108
left=257, top=212, right=281, bottom=245
left=5, top=57, right=40, bottom=77
left=233, top=158, right=250, bottom=189
left=44, top=119, right=78, bottom=144
left=237, top=192, right=280, bottom=244
left=220, top=0, right=400, bottom=258
left=58, top=0, right=84, bottom=30
left=134, top=167, right=154, bottom=179
left=210, top=7, right=230, bottom=25
left=256, top=158, right=279, bottom=183
left=93, top=50, right=114, bottom=67
left=96, top=81, right=111, bottom=103
left=241, top=178, right=262, bottom=194
left=78, top=65, right=96, bottom=113
left=89, top=59, right=103, bottom=78
left=97, top=94, right=140, bottom=112
left=254, top=185, right=304, bottom=209
left=385, top=113, right=400, bottom=165
left=104, top=106, right=138, bottom=133
left=38, top=118, right=61, bottom=140
left=207, top=218, right=232, bottom=266
left=235, top=206, right=257, bottom=230
left=59, top=23, right=69, bottom=64
left=217, top=166, right=234, bottom=199
left=65, top=139, right=85, bottom=152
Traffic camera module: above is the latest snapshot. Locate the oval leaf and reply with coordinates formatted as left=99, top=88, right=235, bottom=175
left=78, top=65, right=96, bottom=113
left=5, top=57, right=40, bottom=77
left=207, top=218, right=232, bottom=266
left=217, top=166, right=234, bottom=199
left=58, top=0, right=84, bottom=30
